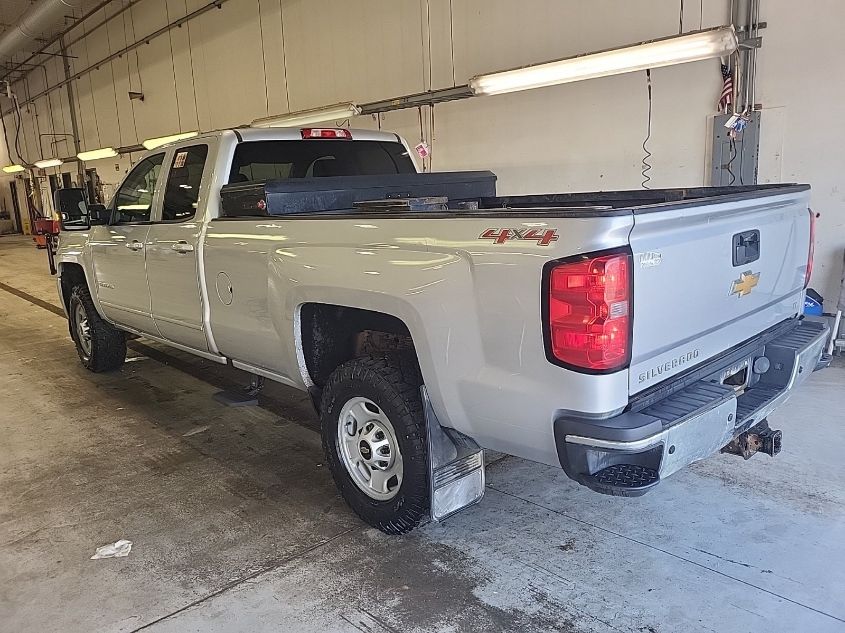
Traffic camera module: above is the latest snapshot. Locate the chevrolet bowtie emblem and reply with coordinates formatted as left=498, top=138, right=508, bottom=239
left=730, top=271, right=760, bottom=297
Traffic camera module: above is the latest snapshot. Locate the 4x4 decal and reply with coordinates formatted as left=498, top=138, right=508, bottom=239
left=479, top=228, right=559, bottom=246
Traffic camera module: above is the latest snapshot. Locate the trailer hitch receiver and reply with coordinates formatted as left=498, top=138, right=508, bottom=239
left=721, top=419, right=781, bottom=459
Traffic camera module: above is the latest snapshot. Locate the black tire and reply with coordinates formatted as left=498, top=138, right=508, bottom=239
left=320, top=354, right=429, bottom=534
left=68, top=284, right=126, bottom=372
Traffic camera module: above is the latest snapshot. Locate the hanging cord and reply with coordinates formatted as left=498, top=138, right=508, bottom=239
left=12, top=95, right=27, bottom=165
left=641, top=69, right=653, bottom=189
left=10, top=92, right=45, bottom=220
left=726, top=137, right=738, bottom=185
left=678, top=0, right=685, bottom=33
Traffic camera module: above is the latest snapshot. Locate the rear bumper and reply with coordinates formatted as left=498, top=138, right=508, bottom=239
left=554, top=319, right=829, bottom=496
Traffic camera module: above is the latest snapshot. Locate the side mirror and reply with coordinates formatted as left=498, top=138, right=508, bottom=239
left=55, top=188, right=90, bottom=231
left=89, top=203, right=109, bottom=225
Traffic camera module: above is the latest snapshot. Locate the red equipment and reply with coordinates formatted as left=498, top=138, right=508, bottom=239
left=33, top=217, right=60, bottom=274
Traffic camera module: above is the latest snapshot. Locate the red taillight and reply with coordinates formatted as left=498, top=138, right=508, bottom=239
left=805, top=208, right=815, bottom=289
left=545, top=251, right=632, bottom=372
left=300, top=128, right=352, bottom=140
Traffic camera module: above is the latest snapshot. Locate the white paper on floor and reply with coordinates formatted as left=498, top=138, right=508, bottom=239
left=183, top=425, right=209, bottom=437
left=90, top=539, right=132, bottom=559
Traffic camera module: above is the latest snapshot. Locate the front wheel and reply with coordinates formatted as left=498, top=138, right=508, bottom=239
left=68, top=284, right=126, bottom=372
left=320, top=354, right=429, bottom=534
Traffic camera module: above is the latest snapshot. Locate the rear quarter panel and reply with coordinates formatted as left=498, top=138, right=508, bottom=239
left=203, top=213, right=633, bottom=466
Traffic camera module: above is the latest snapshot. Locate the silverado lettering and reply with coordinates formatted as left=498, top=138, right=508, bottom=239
left=638, top=350, right=701, bottom=384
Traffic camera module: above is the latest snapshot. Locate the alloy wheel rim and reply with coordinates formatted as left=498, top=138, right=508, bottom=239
left=337, top=397, right=403, bottom=501
left=74, top=302, right=92, bottom=359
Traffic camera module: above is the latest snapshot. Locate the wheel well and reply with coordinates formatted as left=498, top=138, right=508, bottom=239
left=59, top=263, right=87, bottom=313
left=299, top=303, right=416, bottom=389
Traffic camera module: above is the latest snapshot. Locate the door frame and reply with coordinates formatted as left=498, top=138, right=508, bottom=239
left=90, top=152, right=167, bottom=335
left=144, top=139, right=217, bottom=352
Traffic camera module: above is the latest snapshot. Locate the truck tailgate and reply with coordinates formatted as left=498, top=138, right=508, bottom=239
left=628, top=187, right=811, bottom=395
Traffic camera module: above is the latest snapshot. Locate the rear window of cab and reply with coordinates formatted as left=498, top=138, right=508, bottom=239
left=228, top=140, right=415, bottom=183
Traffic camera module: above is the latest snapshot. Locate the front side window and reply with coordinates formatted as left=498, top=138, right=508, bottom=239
left=114, top=154, right=164, bottom=223
left=161, top=145, right=209, bottom=222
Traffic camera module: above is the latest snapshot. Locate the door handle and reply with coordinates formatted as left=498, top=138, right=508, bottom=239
left=125, top=240, right=144, bottom=251
left=732, top=230, right=760, bottom=266
left=171, top=241, right=195, bottom=253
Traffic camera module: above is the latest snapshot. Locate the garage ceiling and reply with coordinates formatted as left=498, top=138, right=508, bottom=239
left=0, top=0, right=105, bottom=60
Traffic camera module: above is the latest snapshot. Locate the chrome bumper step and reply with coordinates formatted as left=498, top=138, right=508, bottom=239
left=586, top=464, right=660, bottom=497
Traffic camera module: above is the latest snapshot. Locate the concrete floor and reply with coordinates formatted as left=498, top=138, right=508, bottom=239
left=1, top=233, right=844, bottom=633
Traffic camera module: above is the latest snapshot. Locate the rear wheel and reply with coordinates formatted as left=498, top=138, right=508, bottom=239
left=68, top=284, right=126, bottom=372
left=320, top=354, right=429, bottom=534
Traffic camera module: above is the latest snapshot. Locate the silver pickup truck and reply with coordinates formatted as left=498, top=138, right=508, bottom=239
left=54, top=126, right=828, bottom=534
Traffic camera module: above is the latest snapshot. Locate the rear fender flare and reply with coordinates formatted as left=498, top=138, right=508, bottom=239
left=270, top=248, right=483, bottom=433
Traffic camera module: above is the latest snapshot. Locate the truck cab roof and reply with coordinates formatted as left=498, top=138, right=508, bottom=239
left=234, top=127, right=404, bottom=144
left=148, top=126, right=405, bottom=153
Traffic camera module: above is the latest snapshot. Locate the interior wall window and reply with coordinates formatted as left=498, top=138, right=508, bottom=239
left=161, top=145, right=209, bottom=222
left=113, top=154, right=165, bottom=223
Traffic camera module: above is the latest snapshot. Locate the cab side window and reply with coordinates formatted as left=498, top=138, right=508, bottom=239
left=161, top=145, right=209, bottom=222
left=113, top=154, right=164, bottom=223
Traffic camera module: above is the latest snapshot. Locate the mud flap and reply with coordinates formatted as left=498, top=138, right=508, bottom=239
left=421, top=386, right=485, bottom=521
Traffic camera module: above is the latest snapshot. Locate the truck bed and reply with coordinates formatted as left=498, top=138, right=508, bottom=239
left=204, top=181, right=812, bottom=462
left=219, top=172, right=807, bottom=220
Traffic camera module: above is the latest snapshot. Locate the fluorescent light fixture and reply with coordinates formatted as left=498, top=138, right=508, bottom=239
left=2, top=164, right=25, bottom=173
left=34, top=158, right=63, bottom=169
left=468, top=26, right=738, bottom=96
left=251, top=102, right=361, bottom=128
left=77, top=147, right=118, bottom=161
left=142, top=131, right=199, bottom=150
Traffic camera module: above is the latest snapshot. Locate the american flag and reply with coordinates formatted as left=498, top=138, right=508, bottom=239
left=718, top=63, right=733, bottom=112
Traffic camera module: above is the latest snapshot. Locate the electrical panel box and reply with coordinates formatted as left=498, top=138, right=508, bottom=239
left=711, top=111, right=761, bottom=187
